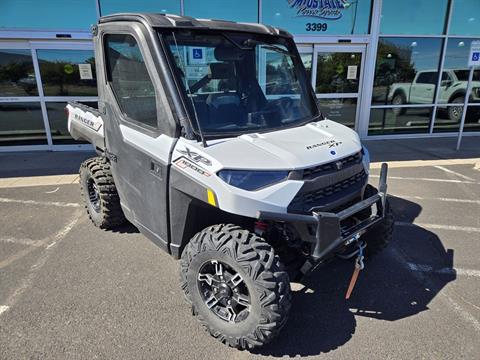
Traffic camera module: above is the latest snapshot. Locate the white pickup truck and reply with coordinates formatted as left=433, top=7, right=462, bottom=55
left=388, top=69, right=480, bottom=122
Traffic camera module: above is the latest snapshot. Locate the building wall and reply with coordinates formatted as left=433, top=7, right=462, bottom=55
left=0, top=0, right=479, bottom=150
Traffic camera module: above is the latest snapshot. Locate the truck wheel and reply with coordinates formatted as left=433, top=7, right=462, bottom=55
left=180, top=224, right=291, bottom=350
left=391, top=92, right=406, bottom=115
left=79, top=157, right=126, bottom=229
left=360, top=185, right=394, bottom=257
left=448, top=96, right=465, bottom=123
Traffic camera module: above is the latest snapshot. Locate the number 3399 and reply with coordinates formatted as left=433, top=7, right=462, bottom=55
left=305, top=23, right=328, bottom=32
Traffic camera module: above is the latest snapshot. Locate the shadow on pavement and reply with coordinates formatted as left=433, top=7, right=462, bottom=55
left=255, top=196, right=456, bottom=357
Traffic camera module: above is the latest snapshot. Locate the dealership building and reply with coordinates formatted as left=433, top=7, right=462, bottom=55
left=0, top=0, right=479, bottom=151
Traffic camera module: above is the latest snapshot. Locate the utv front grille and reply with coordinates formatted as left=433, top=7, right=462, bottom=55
left=288, top=169, right=367, bottom=214
left=302, top=151, right=362, bottom=180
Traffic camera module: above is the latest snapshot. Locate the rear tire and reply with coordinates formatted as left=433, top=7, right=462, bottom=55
left=180, top=224, right=291, bottom=350
left=360, top=185, right=394, bottom=257
left=79, top=157, right=126, bottom=229
left=391, top=92, right=406, bottom=115
left=448, top=96, right=465, bottom=123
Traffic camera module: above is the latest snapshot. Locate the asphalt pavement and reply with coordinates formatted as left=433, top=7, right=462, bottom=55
left=0, top=160, right=479, bottom=359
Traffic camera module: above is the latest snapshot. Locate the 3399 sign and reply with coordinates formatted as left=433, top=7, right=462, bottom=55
left=305, top=23, right=328, bottom=32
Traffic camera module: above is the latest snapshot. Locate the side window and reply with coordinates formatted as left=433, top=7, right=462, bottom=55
left=104, top=34, right=157, bottom=128
left=416, top=72, right=436, bottom=84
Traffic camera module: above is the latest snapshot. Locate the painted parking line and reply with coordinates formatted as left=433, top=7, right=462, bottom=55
left=370, top=158, right=480, bottom=169
left=434, top=165, right=476, bottom=181
left=0, top=305, right=9, bottom=316
left=0, top=197, right=80, bottom=208
left=0, top=237, right=44, bottom=247
left=406, top=263, right=480, bottom=277
left=393, top=194, right=480, bottom=205
left=370, top=174, right=478, bottom=184
left=396, top=221, right=480, bottom=233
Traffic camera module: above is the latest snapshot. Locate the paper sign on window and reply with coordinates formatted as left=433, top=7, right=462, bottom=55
left=78, top=63, right=93, bottom=80
left=347, top=66, right=357, bottom=80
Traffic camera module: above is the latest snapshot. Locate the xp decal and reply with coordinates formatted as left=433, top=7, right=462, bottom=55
left=177, top=147, right=212, bottom=166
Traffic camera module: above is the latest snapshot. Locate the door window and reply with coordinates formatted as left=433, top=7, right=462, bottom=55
left=104, top=34, right=157, bottom=129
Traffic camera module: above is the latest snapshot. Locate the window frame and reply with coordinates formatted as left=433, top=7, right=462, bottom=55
left=102, top=31, right=161, bottom=133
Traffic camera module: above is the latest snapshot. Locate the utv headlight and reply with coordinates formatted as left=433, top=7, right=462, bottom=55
left=217, top=170, right=289, bottom=191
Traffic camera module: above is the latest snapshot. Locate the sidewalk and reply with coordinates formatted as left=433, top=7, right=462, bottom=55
left=0, top=136, right=478, bottom=188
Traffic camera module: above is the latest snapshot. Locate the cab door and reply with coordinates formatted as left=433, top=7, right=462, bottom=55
left=97, top=24, right=177, bottom=250
left=410, top=71, right=436, bottom=104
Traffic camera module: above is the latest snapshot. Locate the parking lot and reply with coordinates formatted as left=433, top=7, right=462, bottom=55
left=0, top=158, right=479, bottom=359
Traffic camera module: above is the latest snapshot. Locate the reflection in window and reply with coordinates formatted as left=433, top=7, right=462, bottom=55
left=372, top=38, right=442, bottom=105
left=380, top=0, right=448, bottom=35
left=262, top=0, right=372, bottom=35
left=368, top=107, right=432, bottom=135
left=184, top=0, right=257, bottom=22
left=266, top=52, right=300, bottom=95
left=37, top=50, right=97, bottom=97
left=46, top=102, right=91, bottom=144
left=439, top=38, right=480, bottom=104
left=100, top=0, right=180, bottom=15
left=0, top=49, right=38, bottom=96
left=433, top=104, right=480, bottom=133
left=315, top=52, right=362, bottom=94
left=105, top=34, right=157, bottom=128
left=0, top=102, right=46, bottom=145
left=299, top=52, right=313, bottom=81
left=450, top=0, right=480, bottom=36
left=319, top=98, right=357, bottom=129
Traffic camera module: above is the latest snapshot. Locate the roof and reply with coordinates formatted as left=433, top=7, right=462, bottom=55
left=98, top=13, right=292, bottom=38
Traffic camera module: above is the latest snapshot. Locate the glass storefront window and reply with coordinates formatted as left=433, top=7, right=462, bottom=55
left=37, top=50, right=97, bottom=97
left=372, top=38, right=442, bottom=105
left=100, top=0, right=180, bottom=16
left=299, top=52, right=313, bottom=80
left=449, top=0, right=480, bottom=36
left=380, top=0, right=448, bottom=35
left=0, top=49, right=38, bottom=97
left=315, top=51, right=362, bottom=94
left=46, top=102, right=91, bottom=144
left=184, top=0, right=257, bottom=22
left=0, top=102, right=46, bottom=145
left=319, top=98, right=357, bottom=128
left=0, top=0, right=96, bottom=30
left=433, top=104, right=480, bottom=133
left=439, top=38, right=480, bottom=105
left=262, top=0, right=371, bottom=35
left=368, top=107, right=432, bottom=135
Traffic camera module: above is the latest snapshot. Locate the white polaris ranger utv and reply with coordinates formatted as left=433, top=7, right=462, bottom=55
left=67, top=13, right=393, bottom=350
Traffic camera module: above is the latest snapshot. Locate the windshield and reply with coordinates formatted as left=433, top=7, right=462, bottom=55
left=162, top=30, right=319, bottom=136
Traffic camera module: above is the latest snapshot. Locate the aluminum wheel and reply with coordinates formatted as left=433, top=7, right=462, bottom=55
left=87, top=178, right=101, bottom=213
left=197, top=259, right=251, bottom=324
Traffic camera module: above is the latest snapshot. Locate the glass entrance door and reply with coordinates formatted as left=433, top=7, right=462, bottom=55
left=311, top=45, right=366, bottom=130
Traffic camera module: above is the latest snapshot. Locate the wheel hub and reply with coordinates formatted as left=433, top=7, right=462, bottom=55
left=197, top=260, right=251, bottom=323
left=87, top=178, right=100, bottom=212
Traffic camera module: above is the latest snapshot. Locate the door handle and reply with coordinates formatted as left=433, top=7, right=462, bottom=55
left=150, top=160, right=163, bottom=180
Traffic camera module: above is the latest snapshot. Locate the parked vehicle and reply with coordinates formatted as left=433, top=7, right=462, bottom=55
left=388, top=69, right=480, bottom=122
left=67, top=13, right=393, bottom=350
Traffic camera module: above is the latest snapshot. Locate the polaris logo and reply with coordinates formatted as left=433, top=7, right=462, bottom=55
left=335, top=161, right=343, bottom=170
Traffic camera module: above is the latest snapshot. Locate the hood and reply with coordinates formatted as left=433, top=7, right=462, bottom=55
left=198, top=120, right=362, bottom=170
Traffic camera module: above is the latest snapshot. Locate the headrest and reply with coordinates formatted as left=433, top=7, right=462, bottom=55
left=208, top=62, right=234, bottom=79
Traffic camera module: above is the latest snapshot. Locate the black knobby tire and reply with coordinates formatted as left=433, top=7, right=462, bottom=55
left=79, top=157, right=126, bottom=229
left=360, top=185, right=394, bottom=257
left=180, top=224, right=291, bottom=350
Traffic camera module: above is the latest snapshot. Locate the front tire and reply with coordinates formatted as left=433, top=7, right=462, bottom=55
left=79, top=157, right=126, bottom=229
left=180, top=224, right=291, bottom=350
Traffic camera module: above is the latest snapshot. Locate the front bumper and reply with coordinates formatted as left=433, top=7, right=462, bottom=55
left=257, top=163, right=388, bottom=261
